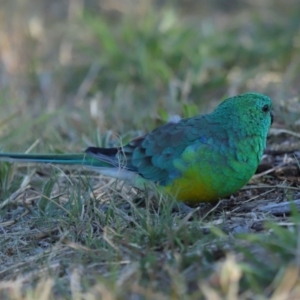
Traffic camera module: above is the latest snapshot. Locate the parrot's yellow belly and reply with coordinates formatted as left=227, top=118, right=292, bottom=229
left=162, top=164, right=251, bottom=204
left=164, top=179, right=219, bottom=203
left=163, top=176, right=221, bottom=203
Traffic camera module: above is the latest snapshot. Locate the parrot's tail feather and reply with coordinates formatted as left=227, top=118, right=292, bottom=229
left=85, top=147, right=120, bottom=166
left=0, top=152, right=142, bottom=185
left=0, top=153, right=114, bottom=168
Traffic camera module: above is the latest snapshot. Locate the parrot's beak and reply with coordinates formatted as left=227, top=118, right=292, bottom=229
left=271, top=111, right=274, bottom=125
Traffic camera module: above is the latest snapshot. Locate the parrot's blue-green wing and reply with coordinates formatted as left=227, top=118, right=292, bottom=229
left=85, top=116, right=217, bottom=186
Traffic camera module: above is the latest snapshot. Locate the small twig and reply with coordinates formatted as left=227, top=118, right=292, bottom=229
left=175, top=206, right=201, bottom=232
left=22, top=190, right=35, bottom=215
left=32, top=228, right=59, bottom=240
left=74, top=62, right=101, bottom=104
left=231, top=189, right=275, bottom=212
left=25, top=139, right=40, bottom=154
left=257, top=199, right=300, bottom=215
left=0, top=186, right=31, bottom=210
left=252, top=162, right=287, bottom=179
left=269, top=128, right=300, bottom=139
left=200, top=200, right=223, bottom=222
left=0, top=211, right=30, bottom=227
left=242, top=184, right=300, bottom=191
left=0, top=171, right=34, bottom=209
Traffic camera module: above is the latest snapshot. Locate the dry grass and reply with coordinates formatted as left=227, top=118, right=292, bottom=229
left=1, top=0, right=300, bottom=299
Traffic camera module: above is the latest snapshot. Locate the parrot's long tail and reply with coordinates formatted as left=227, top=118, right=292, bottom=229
left=0, top=153, right=110, bottom=168
left=0, top=151, right=139, bottom=184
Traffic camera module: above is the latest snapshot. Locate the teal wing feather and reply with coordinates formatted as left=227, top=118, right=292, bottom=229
left=86, top=115, right=221, bottom=185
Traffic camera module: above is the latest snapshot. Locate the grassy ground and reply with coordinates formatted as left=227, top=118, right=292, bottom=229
left=1, top=0, right=300, bottom=299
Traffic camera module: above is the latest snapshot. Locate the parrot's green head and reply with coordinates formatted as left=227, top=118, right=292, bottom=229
left=216, top=92, right=273, bottom=135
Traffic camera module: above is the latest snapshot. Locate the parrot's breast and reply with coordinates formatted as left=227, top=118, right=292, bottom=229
left=163, top=162, right=253, bottom=203
left=161, top=137, right=263, bottom=203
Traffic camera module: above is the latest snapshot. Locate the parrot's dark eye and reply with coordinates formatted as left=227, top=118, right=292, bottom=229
left=262, top=104, right=269, bottom=112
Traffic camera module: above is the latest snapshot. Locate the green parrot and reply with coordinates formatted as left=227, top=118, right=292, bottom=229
left=0, top=93, right=273, bottom=203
